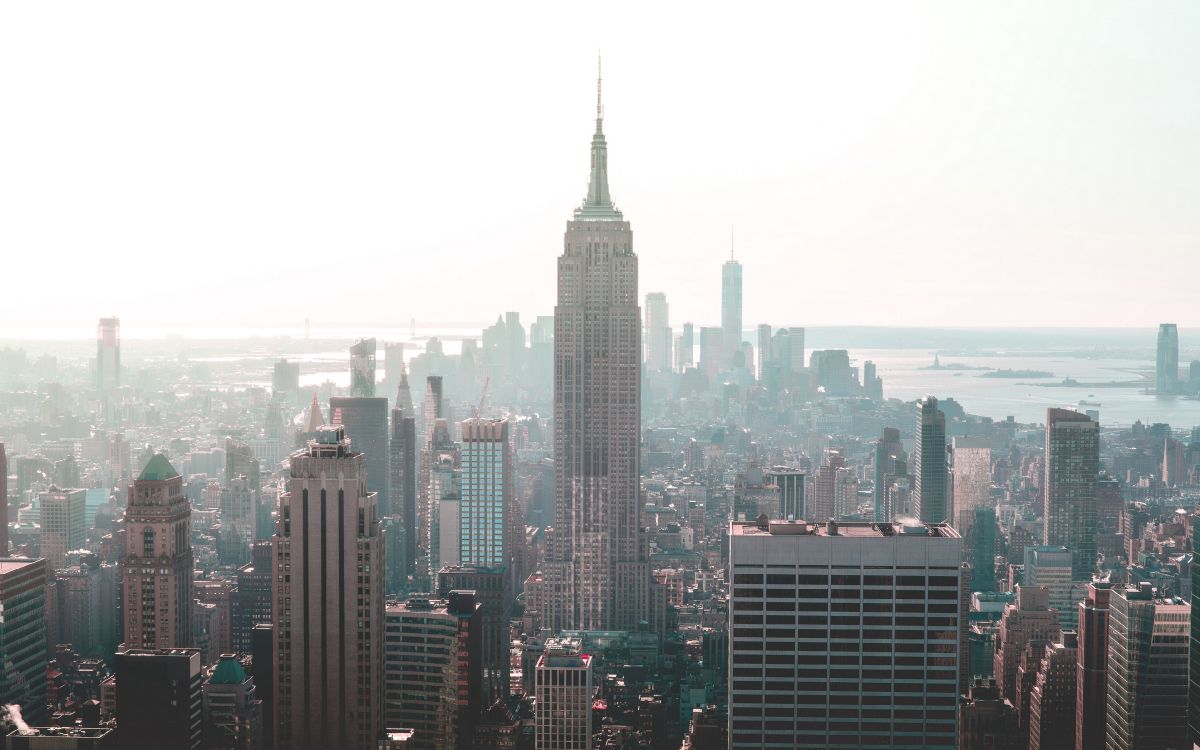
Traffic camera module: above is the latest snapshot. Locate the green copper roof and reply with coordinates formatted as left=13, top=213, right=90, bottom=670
left=209, top=655, right=247, bottom=685
left=138, top=453, right=179, bottom=482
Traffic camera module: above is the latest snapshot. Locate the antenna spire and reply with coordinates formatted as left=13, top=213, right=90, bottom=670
left=731, top=224, right=735, bottom=261
left=596, top=52, right=603, bottom=121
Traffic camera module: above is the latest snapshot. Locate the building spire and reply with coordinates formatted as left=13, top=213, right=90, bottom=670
left=577, top=55, right=622, bottom=221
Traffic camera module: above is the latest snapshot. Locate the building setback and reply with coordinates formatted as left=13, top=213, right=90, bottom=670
left=727, top=518, right=962, bottom=749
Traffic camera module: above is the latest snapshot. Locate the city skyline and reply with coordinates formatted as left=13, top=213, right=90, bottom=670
left=3, top=3, right=1199, bottom=331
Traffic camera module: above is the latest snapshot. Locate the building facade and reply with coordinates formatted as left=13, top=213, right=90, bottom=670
left=0, top=558, right=49, bottom=725
left=535, top=637, right=593, bottom=750
left=914, top=396, right=948, bottom=524
left=1043, top=408, right=1099, bottom=581
left=39, top=487, right=86, bottom=569
left=1156, top=323, right=1179, bottom=394
left=644, top=292, right=671, bottom=372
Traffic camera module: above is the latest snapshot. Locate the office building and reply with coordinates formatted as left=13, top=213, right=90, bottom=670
left=330, top=396, right=391, bottom=516
left=273, top=425, right=384, bottom=750
left=644, top=292, right=671, bottom=371
left=951, top=437, right=991, bottom=544
left=699, top=326, right=723, bottom=378
left=914, top=396, right=949, bottom=524
left=535, top=637, right=593, bottom=750
left=202, top=654, right=263, bottom=750
left=1043, top=408, right=1099, bottom=580
left=96, top=317, right=120, bottom=393
left=810, top=349, right=853, bottom=396
left=122, top=454, right=193, bottom=649
left=727, top=518, right=962, bottom=749
left=764, top=467, right=804, bottom=520
left=115, top=648, right=202, bottom=750
left=4, top=727, right=114, bottom=749
left=427, top=420, right=460, bottom=576
left=863, top=359, right=883, bottom=400
left=219, top=475, right=256, bottom=565
left=993, top=585, right=1061, bottom=712
left=437, top=566, right=510, bottom=706
left=873, top=427, right=906, bottom=522
left=383, top=593, right=481, bottom=750
left=350, top=337, right=378, bottom=397
left=1024, top=546, right=1076, bottom=628
left=1077, top=581, right=1110, bottom=750
left=39, top=487, right=86, bottom=569
left=0, top=558, right=49, bottom=725
left=1105, top=583, right=1189, bottom=750
left=272, top=359, right=300, bottom=404
left=1027, top=632, right=1078, bottom=750
left=390, top=391, right=418, bottom=577
left=721, top=257, right=742, bottom=367
left=1, top=443, right=8, bottom=554
left=459, top=418, right=512, bottom=569
left=678, top=322, right=694, bottom=371
left=970, top=506, right=998, bottom=593
left=230, top=542, right=272, bottom=655
left=958, top=678, right=1020, bottom=750
left=1157, top=323, right=1179, bottom=394
left=540, top=70, right=650, bottom=633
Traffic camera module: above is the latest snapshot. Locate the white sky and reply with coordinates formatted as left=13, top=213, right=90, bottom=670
left=1, top=1, right=1197, bottom=337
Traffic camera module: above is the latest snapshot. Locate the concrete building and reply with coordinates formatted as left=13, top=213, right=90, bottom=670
left=1105, top=583, right=1189, bottom=750
left=39, top=487, right=86, bottom=569
left=383, top=593, right=481, bottom=750
left=644, top=292, right=671, bottom=371
left=727, top=518, right=962, bottom=749
left=1156, top=323, right=1179, bottom=394
left=535, top=637, right=593, bottom=750
left=539, top=71, right=651, bottom=633
left=0, top=557, right=49, bottom=725
left=914, top=396, right=949, bottom=524
left=1076, top=582, right=1110, bottom=750
left=272, top=425, right=384, bottom=750
left=1027, top=632, right=1078, bottom=750
left=1043, top=408, right=1099, bottom=581
left=330, top=396, right=391, bottom=516
left=122, top=454, right=193, bottom=650
left=114, top=648, right=203, bottom=750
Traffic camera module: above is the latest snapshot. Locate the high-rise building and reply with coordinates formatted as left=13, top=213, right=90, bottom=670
left=698, top=326, right=723, bottom=378
left=219, top=476, right=256, bottom=565
left=678, top=322, right=694, bottom=371
left=115, top=648, right=203, bottom=750
left=1024, top=546, right=1076, bottom=628
left=721, top=257, right=742, bottom=367
left=873, top=427, right=906, bottom=522
left=122, top=454, right=193, bottom=650
left=810, top=349, right=853, bottom=396
left=272, top=359, right=300, bottom=404
left=958, top=678, right=1021, bottom=750
left=764, top=467, right=804, bottom=520
left=383, top=593, right=482, bottom=750
left=38, top=487, right=86, bottom=569
left=203, top=654, right=263, bottom=750
left=329, top=396, right=390, bottom=516
left=970, top=506, right=998, bottom=593
left=230, top=542, right=272, bottom=655
left=390, top=390, right=418, bottom=576
left=541, top=70, right=649, bottom=633
left=644, top=292, right=671, bottom=372
left=1027, top=632, right=1078, bottom=750
left=1, top=443, right=9, bottom=555
left=437, top=566, right=510, bottom=707
left=1105, top=583, right=1189, bottom=750
left=951, top=436, right=991, bottom=544
left=1192, top=514, right=1200, bottom=746
left=427, top=420, right=460, bottom=576
left=96, top=316, right=120, bottom=393
left=993, top=585, right=1061, bottom=712
left=350, top=337, right=377, bottom=397
left=535, top=637, right=593, bottom=750
left=727, top=518, right=962, bottom=749
left=1043, top=408, right=1099, bottom=581
left=0, top=557, right=49, bottom=725
left=459, top=419, right=512, bottom=569
left=914, top=396, right=949, bottom=524
left=1157, top=323, right=1179, bottom=394
left=1077, top=581, right=1110, bottom=750
left=272, top=425, right=383, bottom=750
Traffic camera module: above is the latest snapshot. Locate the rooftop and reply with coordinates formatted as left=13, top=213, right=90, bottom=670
left=730, top=519, right=959, bottom=539
left=138, top=453, right=180, bottom=482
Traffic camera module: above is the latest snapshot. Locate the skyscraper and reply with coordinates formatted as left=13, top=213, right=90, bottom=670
left=1027, top=632, right=1078, bottom=750
left=535, top=637, right=593, bottom=750
left=1043, top=408, right=1099, bottom=581
left=350, top=337, right=377, bottom=397
left=38, top=487, right=85, bottom=569
left=678, top=322, right=694, bottom=371
left=643, top=292, right=671, bottom=371
left=122, top=454, right=193, bottom=650
left=542, top=68, right=649, bottom=632
left=0, top=443, right=7, bottom=555
left=329, top=396, right=390, bottom=516
left=727, top=518, right=962, bottom=749
left=952, top=436, right=991, bottom=543
left=0, top=557, right=48, bottom=725
left=96, top=316, right=120, bottom=393
left=203, top=654, right=263, bottom=750
left=721, top=256, right=742, bottom=367
left=272, top=425, right=383, bottom=750
left=873, top=427, right=906, bottom=522
left=1156, top=323, right=1179, bottom=394
left=698, top=326, right=723, bottom=378
left=115, top=648, right=203, bottom=750
left=1077, top=581, right=1110, bottom=750
left=459, top=418, right=512, bottom=569
left=1105, top=583, right=1190, bottom=750
left=390, top=381, right=418, bottom=576
left=914, top=396, right=949, bottom=524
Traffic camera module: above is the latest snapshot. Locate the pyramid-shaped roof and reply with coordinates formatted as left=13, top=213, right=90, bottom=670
left=138, top=453, right=179, bottom=482
left=304, top=392, right=325, bottom=432
left=209, top=654, right=247, bottom=685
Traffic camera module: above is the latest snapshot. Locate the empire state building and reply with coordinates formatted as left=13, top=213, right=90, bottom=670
left=541, top=69, right=651, bottom=632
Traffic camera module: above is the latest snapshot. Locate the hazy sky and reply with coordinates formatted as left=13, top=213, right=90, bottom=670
left=2, top=2, right=1197, bottom=337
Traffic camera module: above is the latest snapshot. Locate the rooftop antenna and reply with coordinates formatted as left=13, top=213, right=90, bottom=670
left=731, top=224, right=735, bottom=261
left=597, top=51, right=603, bottom=120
